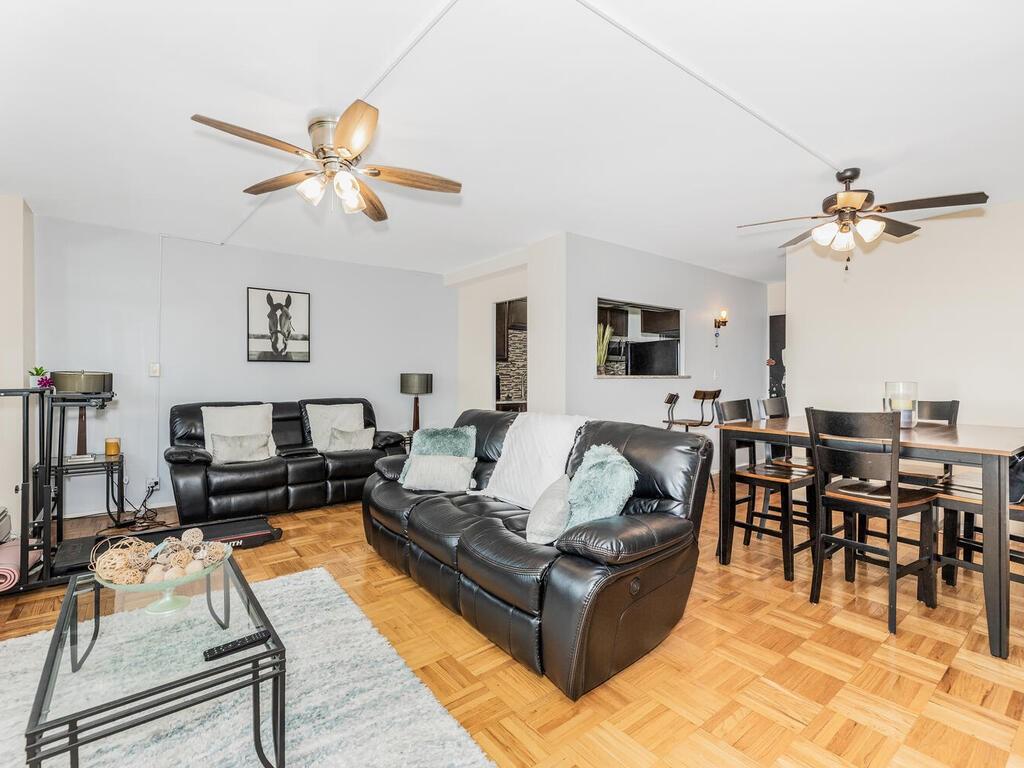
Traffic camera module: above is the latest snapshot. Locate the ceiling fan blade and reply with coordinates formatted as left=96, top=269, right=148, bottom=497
left=356, top=179, right=388, bottom=222
left=864, top=215, right=920, bottom=238
left=334, top=100, right=378, bottom=160
left=243, top=170, right=320, bottom=195
left=191, top=115, right=317, bottom=161
left=778, top=227, right=817, bottom=249
left=361, top=165, right=462, bottom=193
left=874, top=192, right=988, bottom=214
left=737, top=213, right=831, bottom=229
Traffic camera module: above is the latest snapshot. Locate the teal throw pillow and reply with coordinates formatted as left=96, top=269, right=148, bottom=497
left=399, top=425, right=477, bottom=483
left=566, top=444, right=637, bottom=529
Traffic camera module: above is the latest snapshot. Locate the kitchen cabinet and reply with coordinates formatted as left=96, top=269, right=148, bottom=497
left=598, top=306, right=628, bottom=337
left=641, top=308, right=679, bottom=336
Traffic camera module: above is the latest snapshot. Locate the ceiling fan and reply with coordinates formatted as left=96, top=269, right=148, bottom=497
left=191, top=99, right=461, bottom=222
left=738, top=168, right=988, bottom=269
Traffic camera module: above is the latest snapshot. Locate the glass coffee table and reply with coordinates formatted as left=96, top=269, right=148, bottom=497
left=26, top=557, right=286, bottom=767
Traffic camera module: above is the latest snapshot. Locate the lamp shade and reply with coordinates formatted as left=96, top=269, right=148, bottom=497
left=400, top=373, right=433, bottom=395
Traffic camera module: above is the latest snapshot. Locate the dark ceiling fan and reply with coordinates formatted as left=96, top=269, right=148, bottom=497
left=738, top=168, right=988, bottom=269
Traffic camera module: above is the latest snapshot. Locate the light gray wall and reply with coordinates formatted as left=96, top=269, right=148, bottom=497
left=35, top=217, right=457, bottom=515
left=564, top=234, right=768, bottom=467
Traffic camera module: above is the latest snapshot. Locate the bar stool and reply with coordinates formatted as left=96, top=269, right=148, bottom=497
left=665, top=389, right=722, bottom=489
left=759, top=396, right=812, bottom=470
left=806, top=408, right=939, bottom=633
left=717, top=398, right=817, bottom=580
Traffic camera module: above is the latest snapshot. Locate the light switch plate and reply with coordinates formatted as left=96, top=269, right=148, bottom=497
left=148, top=362, right=161, bottom=377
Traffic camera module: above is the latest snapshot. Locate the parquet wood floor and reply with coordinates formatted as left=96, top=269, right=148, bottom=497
left=3, top=488, right=1024, bottom=767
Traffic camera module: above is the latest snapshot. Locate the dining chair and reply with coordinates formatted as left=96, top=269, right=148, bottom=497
left=717, top=398, right=817, bottom=580
left=759, top=396, right=812, bottom=469
left=806, top=408, right=939, bottom=632
left=665, top=389, right=722, bottom=490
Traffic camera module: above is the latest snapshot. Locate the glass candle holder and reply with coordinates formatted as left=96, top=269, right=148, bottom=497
left=884, top=381, right=918, bottom=429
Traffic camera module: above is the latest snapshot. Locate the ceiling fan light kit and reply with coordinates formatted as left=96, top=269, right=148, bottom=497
left=738, top=167, right=989, bottom=270
left=191, top=99, right=462, bottom=223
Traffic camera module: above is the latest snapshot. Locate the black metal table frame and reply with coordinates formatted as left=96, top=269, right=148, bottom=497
left=25, top=558, right=286, bottom=767
left=718, top=425, right=1011, bottom=659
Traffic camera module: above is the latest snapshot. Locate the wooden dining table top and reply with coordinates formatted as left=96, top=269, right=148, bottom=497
left=716, top=416, right=1024, bottom=457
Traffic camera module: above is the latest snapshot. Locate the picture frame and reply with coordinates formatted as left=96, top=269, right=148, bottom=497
left=246, top=287, right=311, bottom=362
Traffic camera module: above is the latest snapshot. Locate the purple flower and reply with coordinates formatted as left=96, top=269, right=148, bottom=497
left=37, top=376, right=53, bottom=389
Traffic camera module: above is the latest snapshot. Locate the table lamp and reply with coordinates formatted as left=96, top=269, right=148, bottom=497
left=400, top=373, right=433, bottom=432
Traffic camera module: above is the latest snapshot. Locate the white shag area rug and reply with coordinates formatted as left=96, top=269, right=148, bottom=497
left=0, top=567, right=493, bottom=767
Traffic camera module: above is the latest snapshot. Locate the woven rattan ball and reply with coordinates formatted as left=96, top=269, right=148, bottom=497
left=167, top=550, right=192, bottom=569
left=204, top=542, right=228, bottom=563
left=181, top=528, right=203, bottom=548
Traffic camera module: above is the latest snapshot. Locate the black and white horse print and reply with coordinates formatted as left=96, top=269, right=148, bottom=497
left=247, top=288, right=310, bottom=362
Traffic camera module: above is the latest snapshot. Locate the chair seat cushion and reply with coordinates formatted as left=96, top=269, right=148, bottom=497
left=825, top=479, right=937, bottom=509
left=324, top=448, right=385, bottom=479
left=457, top=519, right=560, bottom=615
left=207, top=457, right=287, bottom=496
left=367, top=480, right=443, bottom=535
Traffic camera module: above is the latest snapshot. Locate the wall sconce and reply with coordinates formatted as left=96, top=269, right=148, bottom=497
left=714, top=309, right=728, bottom=349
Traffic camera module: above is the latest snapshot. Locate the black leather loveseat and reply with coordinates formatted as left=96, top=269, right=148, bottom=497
left=165, top=398, right=404, bottom=524
left=362, top=409, right=712, bottom=699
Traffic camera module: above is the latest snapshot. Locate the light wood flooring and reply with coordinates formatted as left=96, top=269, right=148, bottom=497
left=3, top=488, right=1024, bottom=767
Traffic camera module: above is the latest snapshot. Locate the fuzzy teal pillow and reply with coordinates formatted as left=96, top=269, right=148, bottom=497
left=399, top=425, right=477, bottom=484
left=566, top=444, right=638, bottom=529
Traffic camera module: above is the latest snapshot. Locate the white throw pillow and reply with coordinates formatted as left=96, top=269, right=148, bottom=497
left=483, top=412, right=588, bottom=509
left=306, top=403, right=364, bottom=452
left=525, top=475, right=571, bottom=545
left=210, top=433, right=271, bottom=464
left=201, top=404, right=276, bottom=456
left=401, top=455, right=477, bottom=493
left=327, top=426, right=375, bottom=452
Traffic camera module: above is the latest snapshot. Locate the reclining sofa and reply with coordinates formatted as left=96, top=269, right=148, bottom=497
left=165, top=398, right=405, bottom=524
left=362, top=409, right=712, bottom=699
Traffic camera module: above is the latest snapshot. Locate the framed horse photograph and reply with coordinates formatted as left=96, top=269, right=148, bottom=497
left=247, top=287, right=311, bottom=362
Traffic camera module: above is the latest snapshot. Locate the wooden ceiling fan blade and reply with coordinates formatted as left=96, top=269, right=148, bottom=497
left=191, top=114, right=316, bottom=161
left=334, top=100, right=378, bottom=159
left=361, top=165, right=462, bottom=193
left=865, top=215, right=920, bottom=238
left=874, top=192, right=988, bottom=213
left=737, top=213, right=830, bottom=229
left=243, top=170, right=320, bottom=195
left=778, top=227, right=817, bottom=249
left=356, top=179, right=388, bottom=222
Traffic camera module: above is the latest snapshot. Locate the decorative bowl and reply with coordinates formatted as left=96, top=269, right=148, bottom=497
left=95, top=546, right=233, bottom=615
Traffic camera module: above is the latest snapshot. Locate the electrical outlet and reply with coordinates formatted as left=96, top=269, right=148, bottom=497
left=146, top=477, right=160, bottom=491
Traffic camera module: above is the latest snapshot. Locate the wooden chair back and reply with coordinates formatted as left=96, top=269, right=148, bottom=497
left=715, top=398, right=754, bottom=424
left=760, top=396, right=790, bottom=419
left=806, top=408, right=901, bottom=493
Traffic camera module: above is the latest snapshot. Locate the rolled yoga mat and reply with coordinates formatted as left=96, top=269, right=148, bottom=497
left=0, top=540, right=42, bottom=592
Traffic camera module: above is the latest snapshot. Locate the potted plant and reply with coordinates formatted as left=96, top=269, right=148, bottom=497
left=27, top=366, right=53, bottom=390
left=596, top=323, right=613, bottom=376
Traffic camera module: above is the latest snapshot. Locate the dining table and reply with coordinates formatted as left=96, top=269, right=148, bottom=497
left=716, top=416, right=1024, bottom=658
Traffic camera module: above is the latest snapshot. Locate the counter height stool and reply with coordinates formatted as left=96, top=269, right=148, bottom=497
left=666, top=389, right=722, bottom=490
left=717, top=398, right=818, bottom=580
left=806, top=408, right=939, bottom=633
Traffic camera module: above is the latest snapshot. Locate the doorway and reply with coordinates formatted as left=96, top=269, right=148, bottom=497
left=495, top=298, right=527, bottom=412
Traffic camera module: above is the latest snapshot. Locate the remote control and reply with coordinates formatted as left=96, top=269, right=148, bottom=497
left=203, top=629, right=272, bottom=661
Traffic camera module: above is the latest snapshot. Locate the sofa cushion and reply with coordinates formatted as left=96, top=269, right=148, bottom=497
left=324, top=448, right=385, bottom=480
left=407, top=496, right=483, bottom=567
left=207, top=457, right=287, bottom=496
left=367, top=480, right=441, bottom=535
left=283, top=453, right=325, bottom=485
left=457, top=518, right=560, bottom=615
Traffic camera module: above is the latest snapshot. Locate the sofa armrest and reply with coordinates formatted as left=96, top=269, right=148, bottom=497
left=163, top=445, right=213, bottom=466
left=555, top=513, right=694, bottom=565
left=374, top=454, right=408, bottom=482
left=374, top=430, right=406, bottom=450
left=277, top=445, right=319, bottom=458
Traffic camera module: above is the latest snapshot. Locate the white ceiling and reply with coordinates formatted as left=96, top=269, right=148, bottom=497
left=2, top=0, right=1020, bottom=282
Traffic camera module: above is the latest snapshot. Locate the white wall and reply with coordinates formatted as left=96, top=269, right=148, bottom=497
left=0, top=197, right=35, bottom=533
left=767, top=281, right=786, bottom=315
left=455, top=265, right=527, bottom=412
left=525, top=235, right=568, bottom=413
left=564, top=234, right=767, bottom=463
left=786, top=202, right=1021, bottom=425
left=35, top=217, right=458, bottom=516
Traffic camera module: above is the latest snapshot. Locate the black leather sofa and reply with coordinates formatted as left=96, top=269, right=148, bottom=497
left=165, top=398, right=405, bottom=524
left=362, top=409, right=712, bottom=699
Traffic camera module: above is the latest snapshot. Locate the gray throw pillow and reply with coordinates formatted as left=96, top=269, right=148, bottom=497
left=210, top=433, right=271, bottom=464
left=400, top=455, right=477, bottom=493
left=525, top=475, right=570, bottom=544
left=327, top=426, right=375, bottom=452
left=566, top=444, right=637, bottom=529
left=399, top=425, right=477, bottom=483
